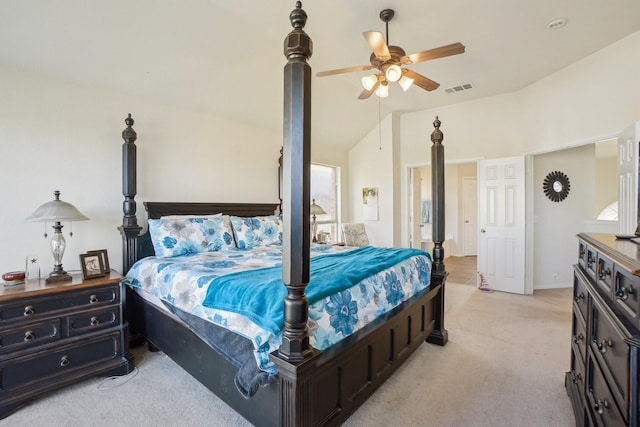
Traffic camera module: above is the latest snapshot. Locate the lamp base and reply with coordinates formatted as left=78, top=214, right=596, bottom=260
left=45, top=271, right=72, bottom=283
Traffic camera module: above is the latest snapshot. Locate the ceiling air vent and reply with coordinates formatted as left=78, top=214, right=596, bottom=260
left=444, top=82, right=474, bottom=94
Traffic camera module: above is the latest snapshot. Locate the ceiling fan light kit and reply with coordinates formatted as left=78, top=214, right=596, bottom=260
left=317, top=8, right=465, bottom=100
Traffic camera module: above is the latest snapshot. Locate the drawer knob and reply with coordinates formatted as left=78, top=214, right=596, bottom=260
left=23, top=305, right=35, bottom=316
left=593, top=398, right=609, bottom=414
left=574, top=292, right=585, bottom=303
left=90, top=316, right=99, bottom=326
left=598, top=267, right=611, bottom=280
left=572, top=372, right=583, bottom=384
left=615, top=286, right=634, bottom=301
left=572, top=333, right=584, bottom=344
left=597, top=338, right=613, bottom=354
left=89, top=294, right=99, bottom=304
left=24, top=330, right=35, bottom=341
left=59, top=356, right=71, bottom=367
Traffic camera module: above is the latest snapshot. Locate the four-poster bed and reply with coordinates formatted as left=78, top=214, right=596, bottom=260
left=119, top=3, right=449, bottom=426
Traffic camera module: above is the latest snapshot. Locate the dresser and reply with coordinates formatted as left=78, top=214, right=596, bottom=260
left=0, top=272, right=132, bottom=418
left=566, top=233, right=640, bottom=426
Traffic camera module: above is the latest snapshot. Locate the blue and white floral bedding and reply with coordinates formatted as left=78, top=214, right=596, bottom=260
left=124, top=244, right=432, bottom=378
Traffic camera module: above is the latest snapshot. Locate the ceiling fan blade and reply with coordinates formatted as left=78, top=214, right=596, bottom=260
left=402, top=42, right=465, bottom=65
left=363, top=31, right=391, bottom=61
left=316, top=65, right=374, bottom=77
left=358, top=81, right=380, bottom=100
left=404, top=69, right=440, bottom=91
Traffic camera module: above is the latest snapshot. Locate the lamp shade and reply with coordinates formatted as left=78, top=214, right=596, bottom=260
left=398, top=74, right=414, bottom=92
left=375, top=81, right=389, bottom=98
left=26, top=191, right=89, bottom=222
left=310, top=199, right=326, bottom=215
left=361, top=74, right=378, bottom=91
left=385, top=65, right=402, bottom=82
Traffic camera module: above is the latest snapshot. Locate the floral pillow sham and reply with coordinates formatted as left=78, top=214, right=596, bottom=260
left=230, top=215, right=282, bottom=249
left=148, top=215, right=235, bottom=257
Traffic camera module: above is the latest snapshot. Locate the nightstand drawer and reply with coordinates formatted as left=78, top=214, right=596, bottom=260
left=0, top=286, right=118, bottom=323
left=0, top=332, right=122, bottom=392
left=0, top=319, right=61, bottom=354
left=67, top=306, right=120, bottom=336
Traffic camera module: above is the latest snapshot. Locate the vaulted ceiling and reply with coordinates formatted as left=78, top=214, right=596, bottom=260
left=1, top=1, right=639, bottom=150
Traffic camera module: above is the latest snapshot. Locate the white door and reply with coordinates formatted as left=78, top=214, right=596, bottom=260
left=618, top=122, right=640, bottom=235
left=477, top=156, right=527, bottom=294
left=462, top=177, right=477, bottom=256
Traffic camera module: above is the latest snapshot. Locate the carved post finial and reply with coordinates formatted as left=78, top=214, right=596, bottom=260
left=122, top=113, right=137, bottom=143
left=431, top=115, right=443, bottom=145
left=284, top=2, right=312, bottom=60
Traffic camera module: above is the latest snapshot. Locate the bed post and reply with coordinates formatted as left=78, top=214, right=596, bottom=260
left=426, top=116, right=449, bottom=346
left=118, top=114, right=142, bottom=275
left=270, top=2, right=319, bottom=425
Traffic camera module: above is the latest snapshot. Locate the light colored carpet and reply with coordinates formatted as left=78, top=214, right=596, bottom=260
left=1, top=283, right=575, bottom=427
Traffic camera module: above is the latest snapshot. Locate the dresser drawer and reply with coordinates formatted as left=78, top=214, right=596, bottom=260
left=0, top=286, right=118, bottom=323
left=574, top=267, right=589, bottom=323
left=578, top=241, right=587, bottom=269
left=586, top=246, right=598, bottom=281
left=596, top=253, right=614, bottom=296
left=572, top=311, right=587, bottom=363
left=67, top=306, right=120, bottom=336
left=590, top=296, right=629, bottom=418
left=0, top=332, right=122, bottom=392
left=614, top=267, right=640, bottom=329
left=570, top=347, right=587, bottom=399
left=587, top=353, right=626, bottom=427
left=0, top=319, right=61, bottom=354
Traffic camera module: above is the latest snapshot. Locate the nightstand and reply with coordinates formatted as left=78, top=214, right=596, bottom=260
left=0, top=271, right=133, bottom=419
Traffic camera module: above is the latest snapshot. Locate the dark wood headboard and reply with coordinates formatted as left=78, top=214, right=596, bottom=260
left=134, top=202, right=279, bottom=262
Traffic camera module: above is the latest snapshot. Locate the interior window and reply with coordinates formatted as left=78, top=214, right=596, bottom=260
left=311, top=163, right=339, bottom=242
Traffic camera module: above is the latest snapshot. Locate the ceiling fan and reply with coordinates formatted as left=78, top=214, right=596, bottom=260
left=316, top=9, right=465, bottom=100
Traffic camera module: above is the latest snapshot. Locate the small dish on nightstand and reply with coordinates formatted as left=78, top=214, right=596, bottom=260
left=2, top=271, right=26, bottom=286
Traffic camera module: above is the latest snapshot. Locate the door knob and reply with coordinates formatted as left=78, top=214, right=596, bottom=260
left=481, top=229, right=486, bottom=233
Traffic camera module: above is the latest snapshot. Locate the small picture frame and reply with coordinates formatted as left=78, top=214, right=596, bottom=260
left=80, top=253, right=105, bottom=280
left=87, top=249, right=110, bottom=273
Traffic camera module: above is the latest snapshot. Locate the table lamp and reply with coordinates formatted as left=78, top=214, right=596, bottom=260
left=310, top=199, right=326, bottom=243
left=26, top=191, right=89, bottom=283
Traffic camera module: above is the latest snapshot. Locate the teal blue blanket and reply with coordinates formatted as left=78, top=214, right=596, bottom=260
left=201, top=246, right=431, bottom=335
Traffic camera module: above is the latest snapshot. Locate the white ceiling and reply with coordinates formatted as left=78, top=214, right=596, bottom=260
left=1, top=1, right=639, bottom=150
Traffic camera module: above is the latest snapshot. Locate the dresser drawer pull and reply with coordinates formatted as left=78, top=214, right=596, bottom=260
left=59, top=356, right=71, bottom=367
left=23, top=305, right=35, bottom=316
left=24, top=330, right=35, bottom=341
left=572, top=333, right=584, bottom=344
left=90, top=316, right=99, bottom=326
left=89, top=295, right=99, bottom=304
left=574, top=292, right=585, bottom=303
left=598, top=267, right=611, bottom=280
left=593, top=398, right=609, bottom=415
left=615, top=286, right=634, bottom=301
left=597, top=338, right=613, bottom=354
left=572, top=373, right=582, bottom=384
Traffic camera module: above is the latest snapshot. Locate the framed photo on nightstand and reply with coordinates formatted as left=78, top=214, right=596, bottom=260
left=80, top=252, right=105, bottom=279
left=87, top=249, right=110, bottom=273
